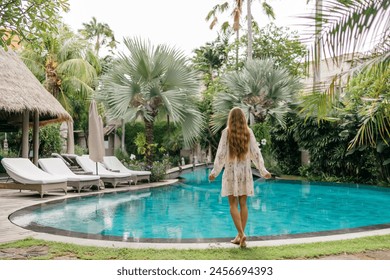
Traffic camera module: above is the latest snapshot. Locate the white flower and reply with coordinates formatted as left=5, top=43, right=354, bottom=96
left=261, top=139, right=267, bottom=146
left=130, top=154, right=136, bottom=160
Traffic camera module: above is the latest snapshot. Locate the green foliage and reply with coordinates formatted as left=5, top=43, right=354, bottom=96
left=122, top=122, right=182, bottom=167
left=192, top=32, right=231, bottom=83
left=150, top=157, right=170, bottom=182
left=341, top=64, right=390, bottom=184
left=301, top=0, right=389, bottom=120
left=20, top=25, right=100, bottom=132
left=121, top=122, right=145, bottom=156
left=0, top=155, right=4, bottom=173
left=242, top=23, right=308, bottom=77
left=251, top=122, right=271, bottom=158
left=134, top=131, right=166, bottom=161
left=78, top=17, right=117, bottom=56
left=197, top=80, right=223, bottom=155
left=293, top=117, right=378, bottom=184
left=38, top=124, right=63, bottom=157
left=134, top=132, right=148, bottom=156
left=96, top=37, right=203, bottom=150
left=251, top=122, right=280, bottom=175
left=114, top=148, right=128, bottom=162
left=0, top=0, right=69, bottom=49
left=74, top=144, right=87, bottom=156
left=268, top=114, right=301, bottom=175
left=345, top=64, right=390, bottom=149
left=212, top=58, right=302, bottom=132
left=0, top=125, right=63, bottom=158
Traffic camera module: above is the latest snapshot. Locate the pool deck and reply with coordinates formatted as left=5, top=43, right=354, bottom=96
left=1, top=173, right=390, bottom=249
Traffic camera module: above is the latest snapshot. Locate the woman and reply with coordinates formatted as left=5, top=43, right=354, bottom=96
left=208, top=107, right=271, bottom=248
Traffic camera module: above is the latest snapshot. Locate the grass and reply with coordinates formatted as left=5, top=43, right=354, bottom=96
left=1, top=235, right=390, bottom=260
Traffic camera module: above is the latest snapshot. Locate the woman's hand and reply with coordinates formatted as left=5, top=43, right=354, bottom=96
left=263, top=172, right=272, bottom=179
left=208, top=173, right=216, bottom=182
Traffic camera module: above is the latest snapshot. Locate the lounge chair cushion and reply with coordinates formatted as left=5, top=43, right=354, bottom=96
left=76, top=156, right=131, bottom=178
left=38, top=158, right=100, bottom=182
left=103, top=156, right=151, bottom=176
left=1, top=158, right=67, bottom=184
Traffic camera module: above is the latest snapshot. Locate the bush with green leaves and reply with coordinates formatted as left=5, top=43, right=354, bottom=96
left=150, top=156, right=170, bottom=182
left=269, top=114, right=301, bottom=175
left=250, top=122, right=281, bottom=174
left=38, top=124, right=63, bottom=157
left=121, top=121, right=182, bottom=167
left=74, top=144, right=87, bottom=156
left=293, top=116, right=378, bottom=184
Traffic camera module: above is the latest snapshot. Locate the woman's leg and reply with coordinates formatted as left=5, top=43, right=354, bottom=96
left=239, top=195, right=248, bottom=232
left=228, top=195, right=245, bottom=243
left=238, top=195, right=248, bottom=247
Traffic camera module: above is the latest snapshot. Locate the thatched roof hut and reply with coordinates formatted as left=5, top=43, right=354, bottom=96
left=0, top=48, right=72, bottom=162
left=0, top=48, right=72, bottom=131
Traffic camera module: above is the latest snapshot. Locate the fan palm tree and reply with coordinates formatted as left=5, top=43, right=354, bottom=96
left=211, top=58, right=302, bottom=132
left=79, top=17, right=117, bottom=56
left=96, top=37, right=204, bottom=167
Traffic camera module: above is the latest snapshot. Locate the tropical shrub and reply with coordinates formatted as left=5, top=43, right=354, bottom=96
left=269, top=114, right=301, bottom=175
left=74, top=144, right=87, bottom=156
left=38, top=124, right=64, bottom=157
left=150, top=157, right=170, bottom=182
left=250, top=122, right=280, bottom=174
left=293, top=117, right=378, bottom=184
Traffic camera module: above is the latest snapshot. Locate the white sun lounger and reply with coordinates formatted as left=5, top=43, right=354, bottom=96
left=103, top=156, right=151, bottom=185
left=0, top=158, right=68, bottom=198
left=38, top=158, right=101, bottom=193
left=76, top=156, right=133, bottom=188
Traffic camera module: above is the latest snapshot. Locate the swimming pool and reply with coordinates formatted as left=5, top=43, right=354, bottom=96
left=9, top=168, right=390, bottom=243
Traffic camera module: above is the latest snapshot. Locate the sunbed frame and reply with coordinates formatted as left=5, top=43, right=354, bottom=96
left=0, top=181, right=67, bottom=198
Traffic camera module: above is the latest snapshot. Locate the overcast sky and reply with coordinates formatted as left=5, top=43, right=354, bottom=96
left=61, top=0, right=315, bottom=56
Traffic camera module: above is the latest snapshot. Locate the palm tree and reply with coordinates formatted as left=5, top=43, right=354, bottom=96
left=21, top=25, right=99, bottom=115
left=301, top=0, right=389, bottom=147
left=246, top=0, right=275, bottom=59
left=96, top=37, right=204, bottom=167
left=211, top=58, right=302, bottom=131
left=79, top=17, right=117, bottom=56
left=206, top=1, right=242, bottom=66
left=193, top=31, right=231, bottom=83
left=206, top=0, right=275, bottom=63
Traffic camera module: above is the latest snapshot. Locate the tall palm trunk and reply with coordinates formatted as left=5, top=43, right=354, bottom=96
left=313, top=0, right=323, bottom=90
left=235, top=30, right=240, bottom=68
left=247, top=0, right=253, bottom=60
left=144, top=118, right=154, bottom=169
left=45, top=60, right=60, bottom=98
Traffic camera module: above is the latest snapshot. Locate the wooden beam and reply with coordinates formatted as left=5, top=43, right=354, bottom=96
left=21, top=110, right=29, bottom=158
left=33, top=110, right=39, bottom=165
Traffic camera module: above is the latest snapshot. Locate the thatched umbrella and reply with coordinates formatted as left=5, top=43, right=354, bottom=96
left=0, top=48, right=72, bottom=164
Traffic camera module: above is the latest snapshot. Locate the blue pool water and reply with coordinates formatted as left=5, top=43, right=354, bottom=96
left=10, top=168, right=390, bottom=242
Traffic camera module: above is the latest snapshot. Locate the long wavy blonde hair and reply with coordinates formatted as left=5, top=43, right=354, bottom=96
left=227, top=107, right=250, bottom=161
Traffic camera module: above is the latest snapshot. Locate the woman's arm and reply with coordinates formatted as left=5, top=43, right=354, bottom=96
left=209, top=129, right=227, bottom=180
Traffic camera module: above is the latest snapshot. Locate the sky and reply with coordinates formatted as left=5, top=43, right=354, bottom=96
left=61, top=0, right=315, bottom=56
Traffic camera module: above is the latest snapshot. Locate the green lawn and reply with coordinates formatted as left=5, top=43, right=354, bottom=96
left=1, top=235, right=390, bottom=260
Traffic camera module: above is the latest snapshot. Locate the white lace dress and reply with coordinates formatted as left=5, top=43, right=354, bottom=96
left=210, top=128, right=269, bottom=197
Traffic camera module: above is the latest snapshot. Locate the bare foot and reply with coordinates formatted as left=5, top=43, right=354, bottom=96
left=230, top=235, right=240, bottom=245
left=239, top=235, right=247, bottom=248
